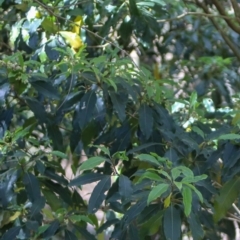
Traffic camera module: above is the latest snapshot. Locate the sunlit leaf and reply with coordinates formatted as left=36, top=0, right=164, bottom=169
left=182, top=186, right=192, bottom=216
left=148, top=183, right=169, bottom=204
left=79, top=156, right=106, bottom=171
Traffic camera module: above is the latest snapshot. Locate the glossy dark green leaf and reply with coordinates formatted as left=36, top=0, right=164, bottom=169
left=188, top=213, right=204, bottom=240
left=140, top=209, right=163, bottom=236
left=122, top=198, right=147, bottom=227
left=138, top=204, right=160, bottom=225
left=138, top=104, right=153, bottom=139
left=65, top=229, right=78, bottom=240
left=109, top=91, right=127, bottom=122
left=75, top=225, right=97, bottom=240
left=25, top=97, right=47, bottom=123
left=0, top=169, right=19, bottom=207
left=128, top=223, right=140, bottom=240
left=30, top=196, right=45, bottom=217
left=163, top=205, right=181, bottom=240
left=58, top=91, right=84, bottom=112
left=97, top=219, right=120, bottom=234
left=44, top=168, right=68, bottom=186
left=42, top=189, right=62, bottom=211
left=23, top=172, right=41, bottom=202
left=0, top=81, right=10, bottom=103
left=119, top=175, right=133, bottom=200
left=129, top=0, right=139, bottom=16
left=214, top=177, right=240, bottom=222
left=44, top=180, right=72, bottom=205
left=31, top=80, right=60, bottom=99
left=78, top=90, right=97, bottom=129
left=42, top=220, right=60, bottom=238
left=2, top=226, right=21, bottom=240
left=127, top=142, right=162, bottom=154
left=45, top=42, right=60, bottom=60
left=47, top=124, right=63, bottom=151
left=69, top=173, right=106, bottom=187
left=26, top=221, right=39, bottom=231
left=111, top=123, right=131, bottom=153
left=88, top=176, right=111, bottom=214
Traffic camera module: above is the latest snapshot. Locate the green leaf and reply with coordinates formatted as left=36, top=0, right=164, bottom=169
left=158, top=170, right=171, bottom=180
left=69, top=215, right=94, bottom=225
left=189, top=91, right=197, bottom=108
left=13, top=124, right=35, bottom=141
left=69, top=173, right=106, bottom=187
left=75, top=225, right=97, bottom=240
left=182, top=174, right=207, bottom=183
left=188, top=213, right=204, bottom=240
left=218, top=133, right=240, bottom=140
left=42, top=16, right=58, bottom=33
left=78, top=90, right=97, bottom=129
left=173, top=166, right=194, bottom=177
left=2, top=227, right=21, bottom=240
left=36, top=225, right=50, bottom=236
left=214, top=177, right=240, bottom=222
left=79, top=156, right=106, bottom=171
left=171, top=168, right=181, bottom=181
left=127, top=143, right=162, bottom=154
left=42, top=189, right=62, bottom=211
left=163, top=205, right=181, bottom=240
left=192, top=126, right=204, bottom=138
left=25, top=97, right=47, bottom=123
left=129, top=0, right=140, bottom=16
left=90, top=145, right=110, bottom=156
left=183, top=183, right=203, bottom=203
left=123, top=198, right=147, bottom=227
left=51, top=150, right=68, bottom=159
left=137, top=171, right=162, bottom=183
left=128, top=223, right=140, bottom=240
left=47, top=124, right=63, bottom=151
left=174, top=181, right=182, bottom=191
left=23, top=172, right=41, bottom=202
left=31, top=81, right=60, bottom=100
left=136, top=154, right=161, bottom=166
left=30, top=196, right=45, bottom=217
left=147, top=183, right=169, bottom=204
left=182, top=186, right=192, bottom=217
left=119, top=175, right=133, bottom=200
left=65, top=230, right=78, bottom=240
left=139, top=104, right=153, bottom=139
left=109, top=91, right=127, bottom=122
left=42, top=220, right=60, bottom=239
left=88, top=176, right=111, bottom=213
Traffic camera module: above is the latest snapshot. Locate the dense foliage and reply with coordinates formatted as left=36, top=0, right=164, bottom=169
left=1, top=0, right=240, bottom=239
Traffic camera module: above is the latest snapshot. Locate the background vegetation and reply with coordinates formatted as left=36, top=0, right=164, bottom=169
left=1, top=0, right=240, bottom=239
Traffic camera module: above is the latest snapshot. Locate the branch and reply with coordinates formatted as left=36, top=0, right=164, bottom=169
left=211, top=0, right=240, bottom=34
left=157, top=11, right=240, bottom=23
left=196, top=0, right=240, bottom=62
left=32, top=0, right=142, bottom=74
left=230, top=0, right=240, bottom=22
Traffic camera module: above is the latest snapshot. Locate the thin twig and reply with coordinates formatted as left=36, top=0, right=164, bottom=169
left=233, top=203, right=240, bottom=216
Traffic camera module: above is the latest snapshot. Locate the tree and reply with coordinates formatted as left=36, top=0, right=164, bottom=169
left=1, top=0, right=240, bottom=239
